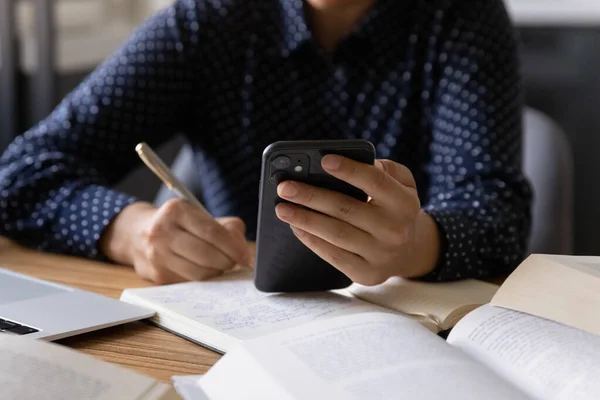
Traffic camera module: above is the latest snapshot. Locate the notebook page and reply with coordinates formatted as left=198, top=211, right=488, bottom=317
left=448, top=305, right=600, bottom=400
left=0, top=335, right=170, bottom=400
left=121, top=270, right=393, bottom=341
left=199, top=312, right=531, bottom=400
left=347, top=277, right=498, bottom=327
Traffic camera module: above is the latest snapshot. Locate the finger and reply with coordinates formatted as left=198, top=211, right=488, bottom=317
left=219, top=217, right=255, bottom=268
left=171, top=230, right=236, bottom=271
left=165, top=251, right=223, bottom=282
left=277, top=181, right=380, bottom=233
left=321, top=155, right=413, bottom=204
left=137, top=259, right=187, bottom=285
left=375, top=160, right=417, bottom=189
left=218, top=217, right=247, bottom=239
left=160, top=200, right=251, bottom=266
left=290, top=227, right=384, bottom=286
left=275, top=203, right=375, bottom=255
left=247, top=241, right=257, bottom=269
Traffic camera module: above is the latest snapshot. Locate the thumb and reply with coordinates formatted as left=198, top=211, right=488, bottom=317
left=375, top=159, right=417, bottom=189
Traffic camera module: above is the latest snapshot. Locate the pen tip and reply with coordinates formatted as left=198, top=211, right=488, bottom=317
left=135, top=143, right=145, bottom=153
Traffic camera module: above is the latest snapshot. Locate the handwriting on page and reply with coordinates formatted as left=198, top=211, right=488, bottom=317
left=143, top=276, right=383, bottom=339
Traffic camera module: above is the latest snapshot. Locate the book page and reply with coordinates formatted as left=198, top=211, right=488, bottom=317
left=348, top=277, right=498, bottom=329
left=198, top=312, right=531, bottom=400
left=122, top=270, right=395, bottom=341
left=172, top=375, right=211, bottom=400
left=491, top=254, right=600, bottom=335
left=0, top=335, right=173, bottom=400
left=448, top=305, right=600, bottom=400
left=545, top=254, right=600, bottom=278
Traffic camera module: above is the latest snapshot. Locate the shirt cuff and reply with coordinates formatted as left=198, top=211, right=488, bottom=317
left=53, top=185, right=137, bottom=260
left=418, top=208, right=486, bottom=282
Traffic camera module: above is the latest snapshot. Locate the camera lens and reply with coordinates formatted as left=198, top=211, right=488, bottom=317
left=272, top=156, right=291, bottom=170
left=270, top=171, right=286, bottom=184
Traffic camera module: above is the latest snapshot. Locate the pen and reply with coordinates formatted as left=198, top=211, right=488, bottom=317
left=135, top=142, right=210, bottom=215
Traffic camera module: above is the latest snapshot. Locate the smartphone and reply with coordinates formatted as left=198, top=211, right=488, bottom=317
left=254, top=140, right=376, bottom=293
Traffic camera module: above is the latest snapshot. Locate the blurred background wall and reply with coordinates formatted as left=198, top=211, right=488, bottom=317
left=1, top=0, right=600, bottom=255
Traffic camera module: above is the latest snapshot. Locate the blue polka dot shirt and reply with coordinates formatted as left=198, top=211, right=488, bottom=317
left=0, top=0, right=532, bottom=281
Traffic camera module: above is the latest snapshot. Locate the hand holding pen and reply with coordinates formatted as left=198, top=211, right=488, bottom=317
left=100, top=143, right=252, bottom=285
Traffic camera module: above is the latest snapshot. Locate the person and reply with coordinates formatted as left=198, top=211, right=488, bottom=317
left=0, top=0, right=532, bottom=286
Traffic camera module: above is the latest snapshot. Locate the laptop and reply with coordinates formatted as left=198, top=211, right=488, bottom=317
left=0, top=267, right=154, bottom=341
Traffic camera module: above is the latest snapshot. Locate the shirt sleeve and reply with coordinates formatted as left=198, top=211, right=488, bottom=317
left=420, top=0, right=533, bottom=281
left=0, top=1, right=204, bottom=259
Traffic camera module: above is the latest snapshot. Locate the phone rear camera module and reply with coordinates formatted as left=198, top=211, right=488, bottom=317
left=272, top=156, right=292, bottom=170
left=270, top=171, right=287, bottom=184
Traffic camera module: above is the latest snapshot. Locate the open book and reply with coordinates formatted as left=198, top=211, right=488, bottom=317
left=0, top=334, right=180, bottom=400
left=491, top=253, right=600, bottom=336
left=120, top=269, right=498, bottom=353
left=187, top=305, right=600, bottom=400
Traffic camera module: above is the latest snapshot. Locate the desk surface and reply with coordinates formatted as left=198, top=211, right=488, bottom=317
left=0, top=237, right=220, bottom=383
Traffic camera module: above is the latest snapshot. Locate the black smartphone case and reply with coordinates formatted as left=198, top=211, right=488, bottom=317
left=254, top=140, right=376, bottom=293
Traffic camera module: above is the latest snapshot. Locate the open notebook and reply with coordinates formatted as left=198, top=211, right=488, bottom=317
left=120, top=269, right=498, bottom=353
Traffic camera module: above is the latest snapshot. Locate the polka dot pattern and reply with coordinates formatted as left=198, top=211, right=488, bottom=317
left=0, top=0, right=532, bottom=281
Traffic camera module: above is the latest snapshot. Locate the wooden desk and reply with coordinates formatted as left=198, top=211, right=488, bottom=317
left=0, top=237, right=220, bottom=383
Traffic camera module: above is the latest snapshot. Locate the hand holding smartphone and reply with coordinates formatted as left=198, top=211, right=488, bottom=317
left=254, top=140, right=376, bottom=293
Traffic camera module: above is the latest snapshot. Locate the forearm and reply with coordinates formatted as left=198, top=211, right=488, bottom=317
left=0, top=143, right=137, bottom=258
left=421, top=195, right=531, bottom=282
left=0, top=1, right=203, bottom=258
left=420, top=0, right=532, bottom=280
left=0, top=177, right=134, bottom=258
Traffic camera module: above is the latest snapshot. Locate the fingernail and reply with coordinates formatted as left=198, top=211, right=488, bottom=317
left=291, top=226, right=306, bottom=237
left=322, top=155, right=342, bottom=170
left=278, top=181, right=298, bottom=198
left=276, top=204, right=295, bottom=219
left=244, top=254, right=255, bottom=268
